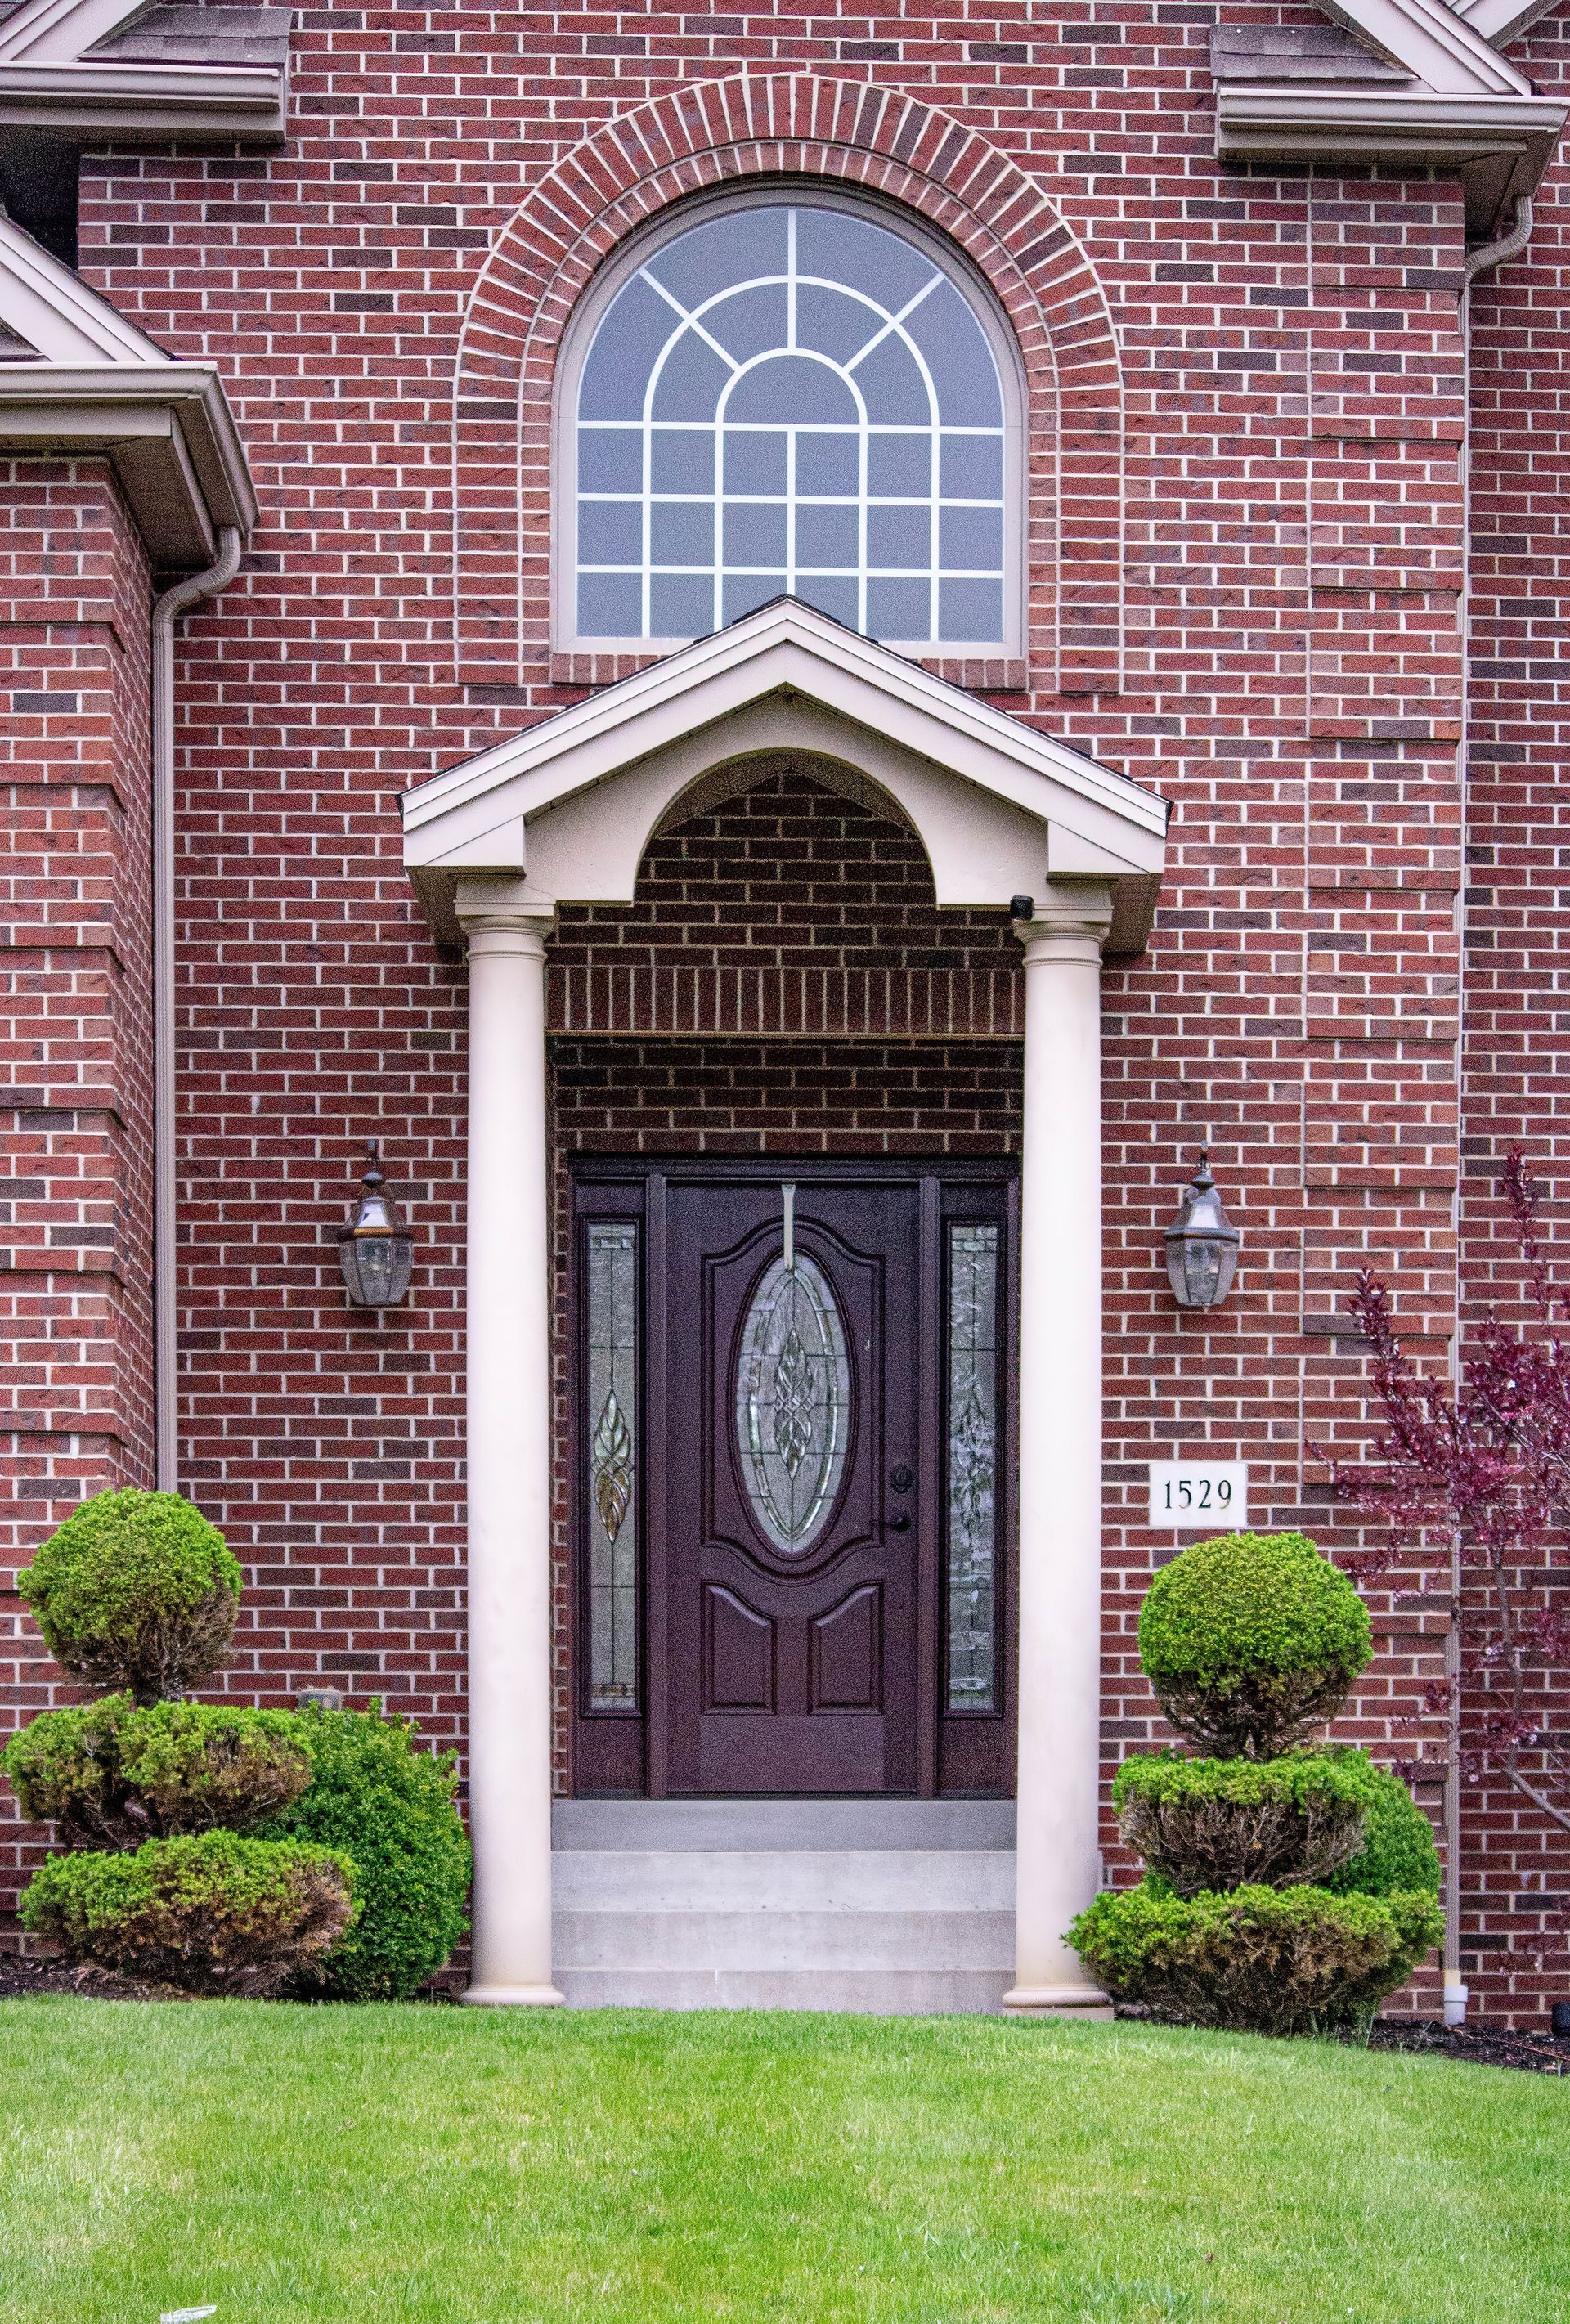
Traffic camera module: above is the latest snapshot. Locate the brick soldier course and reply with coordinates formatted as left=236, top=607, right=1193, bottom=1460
left=0, top=0, right=1566, bottom=2021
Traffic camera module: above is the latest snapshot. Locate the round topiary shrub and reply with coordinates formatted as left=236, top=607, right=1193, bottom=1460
left=4, top=1695, right=312, bottom=1851
left=1112, top=1750, right=1381, bottom=1897
left=258, top=1702, right=469, bottom=2000
left=1319, top=1751, right=1441, bottom=1900
left=20, top=1830, right=356, bottom=1998
left=1068, top=1877, right=1444, bottom=2035
left=16, top=1489, right=241, bottom=1705
left=1138, top=1530, right=1373, bottom=1757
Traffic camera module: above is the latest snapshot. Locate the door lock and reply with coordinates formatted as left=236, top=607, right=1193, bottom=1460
left=889, top=1463, right=913, bottom=1493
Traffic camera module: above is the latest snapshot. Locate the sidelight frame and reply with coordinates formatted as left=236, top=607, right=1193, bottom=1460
left=567, top=1155, right=1018, bottom=1799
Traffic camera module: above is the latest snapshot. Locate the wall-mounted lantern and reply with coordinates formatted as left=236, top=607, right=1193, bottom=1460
left=335, top=1142, right=413, bottom=1309
left=1164, top=1148, right=1240, bottom=1310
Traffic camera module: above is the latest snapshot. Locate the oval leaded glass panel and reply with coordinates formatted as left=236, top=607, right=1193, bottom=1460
left=733, top=1253, right=851, bottom=1556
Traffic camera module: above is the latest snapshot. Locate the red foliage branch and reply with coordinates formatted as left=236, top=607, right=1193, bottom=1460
left=1330, top=1151, right=1570, bottom=1855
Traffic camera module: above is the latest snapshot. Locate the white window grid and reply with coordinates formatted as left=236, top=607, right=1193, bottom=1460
left=574, top=205, right=1009, bottom=648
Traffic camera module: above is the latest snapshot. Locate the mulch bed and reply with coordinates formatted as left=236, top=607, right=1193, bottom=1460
left=1365, top=2017, right=1570, bottom=2076
left=0, top=1952, right=168, bottom=2002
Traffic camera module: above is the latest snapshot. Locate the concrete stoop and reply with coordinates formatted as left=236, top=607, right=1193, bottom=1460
left=551, top=1799, right=1016, bottom=2014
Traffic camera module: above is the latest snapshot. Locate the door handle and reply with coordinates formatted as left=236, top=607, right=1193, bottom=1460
left=886, top=1513, right=912, bottom=1532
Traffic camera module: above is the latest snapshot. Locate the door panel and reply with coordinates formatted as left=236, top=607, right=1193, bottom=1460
left=569, top=1160, right=1016, bottom=1801
left=665, top=1178, right=920, bottom=1794
left=702, top=1586, right=775, bottom=1711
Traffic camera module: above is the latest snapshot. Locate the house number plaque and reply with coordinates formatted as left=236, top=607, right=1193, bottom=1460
left=1147, top=1461, right=1249, bottom=1529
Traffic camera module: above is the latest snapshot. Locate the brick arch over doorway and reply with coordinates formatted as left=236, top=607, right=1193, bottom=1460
left=453, top=73, right=1124, bottom=694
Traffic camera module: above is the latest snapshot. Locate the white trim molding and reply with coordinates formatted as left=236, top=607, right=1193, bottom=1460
left=1214, top=0, right=1568, bottom=236
left=0, top=211, right=257, bottom=564
left=0, top=0, right=290, bottom=139
left=402, top=597, right=1168, bottom=953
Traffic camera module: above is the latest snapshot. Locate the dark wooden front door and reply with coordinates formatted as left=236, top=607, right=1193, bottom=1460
left=569, top=1160, right=1016, bottom=1800
left=664, top=1177, right=920, bottom=1795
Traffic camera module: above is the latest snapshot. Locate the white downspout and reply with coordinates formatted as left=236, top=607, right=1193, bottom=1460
left=150, top=527, right=243, bottom=1493
left=1442, top=196, right=1536, bottom=2028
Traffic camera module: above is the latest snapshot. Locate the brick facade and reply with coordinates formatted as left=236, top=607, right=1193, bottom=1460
left=0, top=2, right=1563, bottom=2021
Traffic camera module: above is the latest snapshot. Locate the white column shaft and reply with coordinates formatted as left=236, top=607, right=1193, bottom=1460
left=1005, top=891, right=1114, bottom=2016
left=459, top=890, right=563, bottom=2005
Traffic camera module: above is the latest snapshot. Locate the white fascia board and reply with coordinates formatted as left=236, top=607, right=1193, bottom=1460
left=1217, top=83, right=1566, bottom=166
left=402, top=603, right=1169, bottom=850
left=0, top=207, right=168, bottom=365
left=1458, top=0, right=1564, bottom=50
left=0, top=0, right=143, bottom=64
left=0, top=59, right=288, bottom=136
left=1315, top=0, right=1532, bottom=92
left=0, top=361, right=259, bottom=557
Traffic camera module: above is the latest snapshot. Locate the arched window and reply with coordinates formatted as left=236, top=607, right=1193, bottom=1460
left=559, top=193, right=1022, bottom=655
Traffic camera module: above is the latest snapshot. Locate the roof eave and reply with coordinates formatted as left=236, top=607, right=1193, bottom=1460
left=1216, top=86, right=1568, bottom=234
left=0, top=58, right=288, bottom=138
left=0, top=361, right=258, bottom=564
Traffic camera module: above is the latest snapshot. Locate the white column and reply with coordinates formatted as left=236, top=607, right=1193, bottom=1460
left=1004, top=883, right=1115, bottom=2018
left=455, top=879, right=563, bottom=2006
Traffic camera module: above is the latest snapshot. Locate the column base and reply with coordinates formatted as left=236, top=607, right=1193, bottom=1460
left=463, top=1982, right=567, bottom=2008
left=1002, top=1985, right=1115, bottom=2021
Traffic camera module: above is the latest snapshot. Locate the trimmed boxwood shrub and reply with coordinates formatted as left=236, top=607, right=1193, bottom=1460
left=1138, top=1531, right=1373, bottom=1757
left=1068, top=1878, right=1444, bottom=2035
left=3, top=1695, right=311, bottom=1850
left=20, top=1830, right=355, bottom=1997
left=259, top=1703, right=469, bottom=2000
left=1112, top=1750, right=1379, bottom=1896
left=16, top=1490, right=241, bottom=1705
left=1320, top=1750, right=1442, bottom=1900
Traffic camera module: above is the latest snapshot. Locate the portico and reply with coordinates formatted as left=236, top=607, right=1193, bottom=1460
left=401, top=599, right=1168, bottom=2012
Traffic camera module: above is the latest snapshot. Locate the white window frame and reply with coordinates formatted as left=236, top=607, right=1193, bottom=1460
left=552, top=184, right=1028, bottom=661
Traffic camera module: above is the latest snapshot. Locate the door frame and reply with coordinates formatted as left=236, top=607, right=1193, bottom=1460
left=566, top=1154, right=1020, bottom=1799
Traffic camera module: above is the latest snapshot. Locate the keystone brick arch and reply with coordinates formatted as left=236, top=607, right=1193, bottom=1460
left=453, top=73, right=1124, bottom=696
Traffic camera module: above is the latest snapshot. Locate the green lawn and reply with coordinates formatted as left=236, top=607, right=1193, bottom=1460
left=0, top=2001, right=1563, bottom=2323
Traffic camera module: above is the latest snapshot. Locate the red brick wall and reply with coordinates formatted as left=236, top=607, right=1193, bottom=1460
left=1455, top=6, right=1570, bottom=2024
left=0, top=461, right=155, bottom=1910
left=0, top=5, right=1521, bottom=2009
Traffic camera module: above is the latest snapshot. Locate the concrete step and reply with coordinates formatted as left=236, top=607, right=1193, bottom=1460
left=553, top=1797, right=1016, bottom=1852
left=554, top=1846, right=1015, bottom=1913
left=550, top=1806, right=1018, bottom=2010
left=556, top=1967, right=1015, bottom=2013
left=555, top=1903, right=1015, bottom=1972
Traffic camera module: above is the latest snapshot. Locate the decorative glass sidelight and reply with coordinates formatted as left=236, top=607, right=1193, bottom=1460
left=734, top=1247, right=851, bottom=1557
left=946, top=1222, right=999, bottom=1711
left=586, top=1223, right=639, bottom=1709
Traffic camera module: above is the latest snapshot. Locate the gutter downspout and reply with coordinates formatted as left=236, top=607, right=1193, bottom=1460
left=1442, top=196, right=1536, bottom=2029
left=150, top=527, right=243, bottom=1495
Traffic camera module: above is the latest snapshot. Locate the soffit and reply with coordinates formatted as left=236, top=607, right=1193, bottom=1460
left=1215, top=0, right=1568, bottom=235
left=0, top=0, right=290, bottom=137
left=401, top=599, right=1170, bottom=958
left=0, top=208, right=256, bottom=562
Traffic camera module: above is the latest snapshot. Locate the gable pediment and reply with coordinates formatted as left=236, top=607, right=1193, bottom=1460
left=401, top=601, right=1169, bottom=956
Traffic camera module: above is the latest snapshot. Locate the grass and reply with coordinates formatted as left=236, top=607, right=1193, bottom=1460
left=0, top=2001, right=1563, bottom=2323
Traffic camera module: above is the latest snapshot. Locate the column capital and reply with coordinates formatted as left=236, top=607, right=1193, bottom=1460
left=455, top=877, right=557, bottom=952
left=1012, top=880, right=1115, bottom=964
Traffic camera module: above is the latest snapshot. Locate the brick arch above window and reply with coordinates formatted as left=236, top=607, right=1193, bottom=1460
left=453, top=73, right=1124, bottom=697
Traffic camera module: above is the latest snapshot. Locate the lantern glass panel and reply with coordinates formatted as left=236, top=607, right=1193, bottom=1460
left=341, top=1233, right=411, bottom=1308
